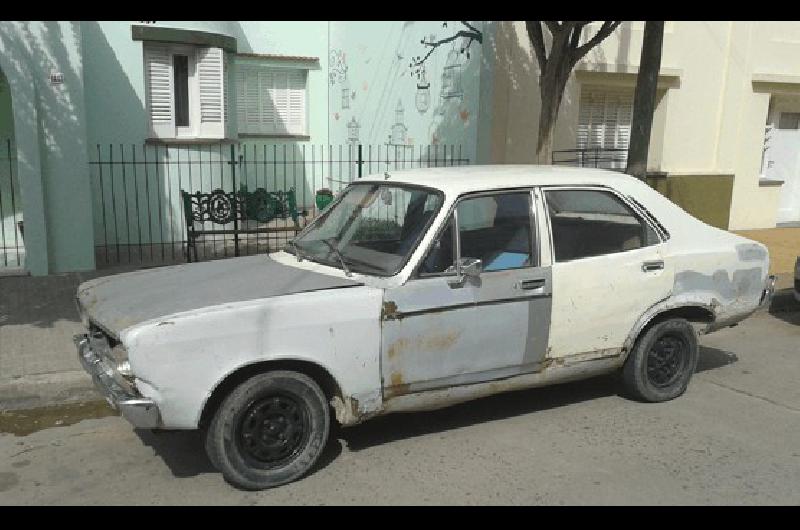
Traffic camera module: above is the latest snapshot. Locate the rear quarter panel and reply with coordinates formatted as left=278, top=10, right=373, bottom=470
left=620, top=179, right=770, bottom=341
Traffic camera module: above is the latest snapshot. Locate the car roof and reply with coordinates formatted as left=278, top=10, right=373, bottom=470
left=356, top=165, right=642, bottom=195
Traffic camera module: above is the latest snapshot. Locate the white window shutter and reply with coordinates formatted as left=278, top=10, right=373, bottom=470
left=287, top=71, right=307, bottom=135
left=235, top=63, right=308, bottom=136
left=236, top=67, right=249, bottom=133
left=223, top=52, right=237, bottom=139
left=259, top=69, right=276, bottom=133
left=197, top=47, right=225, bottom=138
left=578, top=85, right=634, bottom=168
left=273, top=70, right=289, bottom=134
left=144, top=45, right=174, bottom=138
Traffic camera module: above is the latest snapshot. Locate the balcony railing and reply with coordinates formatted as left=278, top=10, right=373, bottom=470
left=551, top=148, right=628, bottom=171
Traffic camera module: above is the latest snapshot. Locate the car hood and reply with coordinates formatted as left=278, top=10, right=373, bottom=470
left=77, top=255, right=361, bottom=337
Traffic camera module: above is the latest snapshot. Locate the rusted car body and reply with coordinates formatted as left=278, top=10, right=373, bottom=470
left=75, top=166, right=775, bottom=489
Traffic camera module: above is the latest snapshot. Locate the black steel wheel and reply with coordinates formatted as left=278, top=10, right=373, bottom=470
left=235, top=393, right=311, bottom=469
left=206, top=371, right=330, bottom=490
left=623, top=318, right=699, bottom=402
left=646, top=334, right=691, bottom=388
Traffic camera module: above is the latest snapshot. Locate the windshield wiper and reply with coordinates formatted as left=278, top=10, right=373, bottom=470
left=321, top=237, right=352, bottom=277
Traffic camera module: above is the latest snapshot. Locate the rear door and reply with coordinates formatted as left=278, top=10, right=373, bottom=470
left=542, top=186, right=674, bottom=359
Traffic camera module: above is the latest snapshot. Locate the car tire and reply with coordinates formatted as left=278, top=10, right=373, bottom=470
left=205, top=370, right=330, bottom=490
left=622, top=318, right=699, bottom=403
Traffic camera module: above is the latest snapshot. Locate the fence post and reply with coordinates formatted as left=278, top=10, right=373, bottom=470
left=230, top=143, right=239, bottom=258
left=357, top=144, right=363, bottom=179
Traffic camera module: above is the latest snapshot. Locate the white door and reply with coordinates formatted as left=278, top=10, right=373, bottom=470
left=381, top=190, right=552, bottom=398
left=765, top=106, right=800, bottom=224
left=543, top=187, right=674, bottom=359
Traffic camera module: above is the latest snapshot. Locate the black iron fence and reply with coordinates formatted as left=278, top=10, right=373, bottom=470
left=552, top=147, right=628, bottom=170
left=0, top=138, right=24, bottom=270
left=91, top=142, right=469, bottom=268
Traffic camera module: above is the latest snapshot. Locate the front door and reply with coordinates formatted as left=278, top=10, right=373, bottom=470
left=381, top=189, right=552, bottom=397
left=765, top=102, right=800, bottom=224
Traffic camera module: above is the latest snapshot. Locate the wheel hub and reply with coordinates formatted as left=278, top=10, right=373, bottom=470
left=237, top=394, right=309, bottom=467
left=646, top=335, right=687, bottom=388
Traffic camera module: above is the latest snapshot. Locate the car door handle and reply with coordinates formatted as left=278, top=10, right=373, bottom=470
left=516, top=279, right=546, bottom=290
left=642, top=260, right=665, bottom=272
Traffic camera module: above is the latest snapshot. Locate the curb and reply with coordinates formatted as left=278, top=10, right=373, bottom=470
left=0, top=371, right=102, bottom=411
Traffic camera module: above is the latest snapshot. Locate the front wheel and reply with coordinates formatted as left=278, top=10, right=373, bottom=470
left=622, top=318, right=699, bottom=402
left=205, top=371, right=330, bottom=490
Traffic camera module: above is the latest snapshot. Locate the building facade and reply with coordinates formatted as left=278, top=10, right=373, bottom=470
left=487, top=21, right=799, bottom=231
left=0, top=21, right=796, bottom=276
left=0, top=21, right=493, bottom=275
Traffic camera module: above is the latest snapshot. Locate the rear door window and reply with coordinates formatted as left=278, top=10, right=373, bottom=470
left=545, top=189, right=660, bottom=262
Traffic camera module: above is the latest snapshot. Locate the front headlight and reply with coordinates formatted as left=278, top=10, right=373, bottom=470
left=117, top=360, right=133, bottom=378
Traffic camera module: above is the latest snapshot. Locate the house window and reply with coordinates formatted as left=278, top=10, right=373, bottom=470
left=778, top=112, right=800, bottom=130
left=577, top=85, right=634, bottom=169
left=173, top=54, right=190, bottom=127
left=236, top=62, right=308, bottom=136
left=143, top=43, right=228, bottom=140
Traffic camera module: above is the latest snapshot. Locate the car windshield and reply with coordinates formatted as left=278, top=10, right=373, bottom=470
left=289, top=183, right=444, bottom=276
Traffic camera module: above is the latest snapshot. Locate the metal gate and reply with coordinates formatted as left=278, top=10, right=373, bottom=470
left=0, top=138, right=24, bottom=271
left=90, top=142, right=469, bottom=269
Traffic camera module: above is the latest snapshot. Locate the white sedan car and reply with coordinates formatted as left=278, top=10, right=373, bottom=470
left=75, top=166, right=775, bottom=490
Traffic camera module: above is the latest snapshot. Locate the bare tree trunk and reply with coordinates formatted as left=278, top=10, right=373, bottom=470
left=526, top=21, right=623, bottom=165
left=536, top=73, right=568, bottom=164
left=625, top=21, right=665, bottom=179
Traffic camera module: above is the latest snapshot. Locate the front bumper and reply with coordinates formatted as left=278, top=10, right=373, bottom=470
left=74, top=333, right=161, bottom=429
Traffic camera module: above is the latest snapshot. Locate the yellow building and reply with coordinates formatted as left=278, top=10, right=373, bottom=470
left=486, top=21, right=800, bottom=230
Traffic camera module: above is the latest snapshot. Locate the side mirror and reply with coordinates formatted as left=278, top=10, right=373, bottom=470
left=447, top=257, right=482, bottom=287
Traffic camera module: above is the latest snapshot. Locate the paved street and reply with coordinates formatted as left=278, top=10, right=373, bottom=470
left=1, top=302, right=798, bottom=505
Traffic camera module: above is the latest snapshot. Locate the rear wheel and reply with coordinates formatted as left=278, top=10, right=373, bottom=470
left=622, top=318, right=699, bottom=402
left=205, top=371, right=330, bottom=490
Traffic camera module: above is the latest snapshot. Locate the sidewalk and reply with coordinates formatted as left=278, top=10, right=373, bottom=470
left=0, top=265, right=143, bottom=410
left=734, top=227, right=800, bottom=290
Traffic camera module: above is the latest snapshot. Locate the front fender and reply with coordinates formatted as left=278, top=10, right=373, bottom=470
left=121, top=286, right=384, bottom=429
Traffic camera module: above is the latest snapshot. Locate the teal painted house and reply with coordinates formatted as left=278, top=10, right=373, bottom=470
left=0, top=21, right=495, bottom=276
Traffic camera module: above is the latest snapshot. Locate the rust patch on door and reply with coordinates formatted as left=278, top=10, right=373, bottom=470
left=381, top=300, right=401, bottom=321
left=384, top=372, right=412, bottom=397
left=386, top=330, right=461, bottom=359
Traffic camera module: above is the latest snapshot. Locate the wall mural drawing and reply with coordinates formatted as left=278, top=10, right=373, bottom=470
left=387, top=99, right=408, bottom=146
left=347, top=117, right=361, bottom=146
left=329, top=21, right=483, bottom=165
left=329, top=49, right=355, bottom=111
left=415, top=65, right=431, bottom=114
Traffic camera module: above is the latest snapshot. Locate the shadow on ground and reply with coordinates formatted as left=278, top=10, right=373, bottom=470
left=133, top=425, right=344, bottom=483
left=133, top=344, right=738, bottom=480
left=769, top=289, right=800, bottom=326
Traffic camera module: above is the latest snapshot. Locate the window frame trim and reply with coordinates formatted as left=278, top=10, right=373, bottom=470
left=414, top=187, right=540, bottom=279
left=540, top=184, right=666, bottom=264
left=143, top=42, right=210, bottom=140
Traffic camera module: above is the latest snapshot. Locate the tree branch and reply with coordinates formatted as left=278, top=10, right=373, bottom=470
left=571, top=21, right=622, bottom=63
left=410, top=22, right=484, bottom=69
left=569, top=22, right=586, bottom=49
left=525, top=21, right=548, bottom=72
left=544, top=21, right=562, bottom=34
